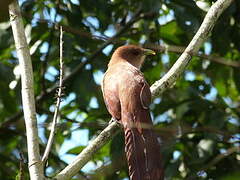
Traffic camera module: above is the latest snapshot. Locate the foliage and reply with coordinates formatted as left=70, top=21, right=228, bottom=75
left=0, top=0, right=239, bottom=179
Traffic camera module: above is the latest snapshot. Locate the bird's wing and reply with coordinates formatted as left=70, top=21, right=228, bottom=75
left=139, top=80, right=151, bottom=110
left=119, top=71, right=163, bottom=180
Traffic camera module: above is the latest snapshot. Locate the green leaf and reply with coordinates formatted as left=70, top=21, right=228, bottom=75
left=215, top=79, right=226, bottom=96
left=67, top=146, right=86, bottom=154
left=159, top=21, right=184, bottom=44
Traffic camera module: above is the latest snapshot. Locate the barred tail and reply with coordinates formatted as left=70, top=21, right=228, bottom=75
left=124, top=126, right=164, bottom=180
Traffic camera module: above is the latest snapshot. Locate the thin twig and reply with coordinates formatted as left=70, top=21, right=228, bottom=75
left=21, top=10, right=158, bottom=43
left=144, top=43, right=240, bottom=68
left=21, top=14, right=109, bottom=41
left=41, top=26, right=64, bottom=164
left=202, top=146, right=240, bottom=170
left=24, top=14, right=240, bottom=69
left=54, top=0, right=234, bottom=179
left=186, top=146, right=240, bottom=180
left=18, top=152, right=25, bottom=180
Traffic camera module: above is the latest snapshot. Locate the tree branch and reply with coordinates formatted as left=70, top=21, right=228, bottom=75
left=9, top=0, right=44, bottom=179
left=144, top=43, right=240, bottom=68
left=54, top=0, right=234, bottom=179
left=41, top=26, right=64, bottom=164
left=55, top=119, right=120, bottom=180
left=150, top=0, right=234, bottom=99
left=24, top=15, right=240, bottom=68
left=187, top=146, right=239, bottom=179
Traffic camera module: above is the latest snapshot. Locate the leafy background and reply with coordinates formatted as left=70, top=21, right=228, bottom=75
left=0, top=0, right=239, bottom=179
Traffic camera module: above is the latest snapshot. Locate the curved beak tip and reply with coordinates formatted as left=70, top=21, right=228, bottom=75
left=143, top=49, right=156, bottom=56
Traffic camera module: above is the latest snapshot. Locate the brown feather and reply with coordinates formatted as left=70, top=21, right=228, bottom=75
left=102, top=45, right=164, bottom=180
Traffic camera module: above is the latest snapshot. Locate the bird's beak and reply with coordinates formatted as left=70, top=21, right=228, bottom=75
left=143, top=48, right=156, bottom=56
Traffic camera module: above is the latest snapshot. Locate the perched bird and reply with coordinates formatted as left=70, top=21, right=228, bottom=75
left=102, top=45, right=164, bottom=180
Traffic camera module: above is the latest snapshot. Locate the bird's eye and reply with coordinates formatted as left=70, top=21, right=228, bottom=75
left=132, top=50, right=140, bottom=56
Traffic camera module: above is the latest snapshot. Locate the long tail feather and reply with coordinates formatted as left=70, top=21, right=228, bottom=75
left=124, top=127, right=164, bottom=180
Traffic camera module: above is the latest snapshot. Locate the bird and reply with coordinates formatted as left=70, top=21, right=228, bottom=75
left=102, top=45, right=164, bottom=180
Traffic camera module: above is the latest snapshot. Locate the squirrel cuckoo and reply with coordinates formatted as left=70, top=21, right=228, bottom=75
left=102, top=45, right=164, bottom=180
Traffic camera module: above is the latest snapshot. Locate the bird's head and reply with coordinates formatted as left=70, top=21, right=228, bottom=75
left=109, top=45, right=156, bottom=69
